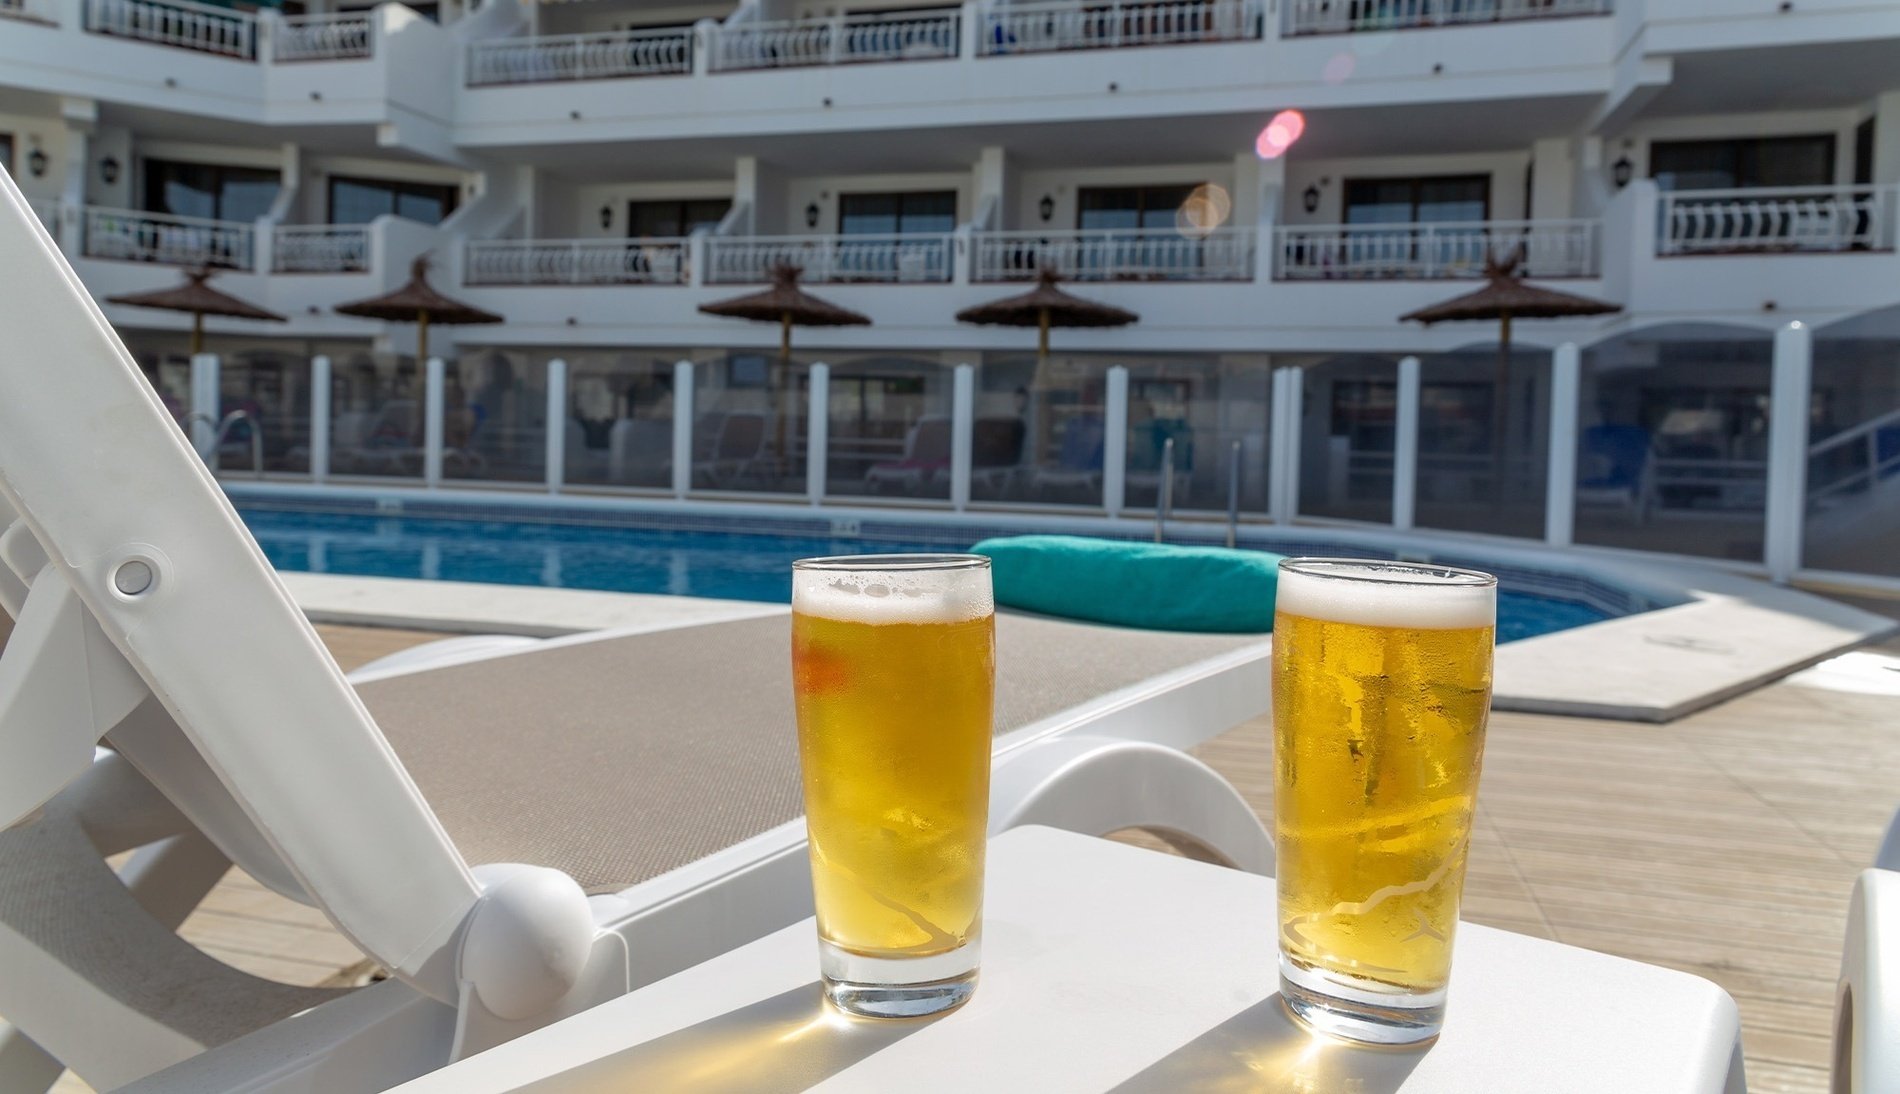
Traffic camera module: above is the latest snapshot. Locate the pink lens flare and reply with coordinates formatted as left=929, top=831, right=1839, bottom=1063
left=1254, top=109, right=1307, bottom=159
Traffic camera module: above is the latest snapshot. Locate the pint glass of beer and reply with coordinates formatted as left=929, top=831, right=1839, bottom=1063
left=1273, top=558, right=1496, bottom=1044
left=791, top=554, right=995, bottom=1019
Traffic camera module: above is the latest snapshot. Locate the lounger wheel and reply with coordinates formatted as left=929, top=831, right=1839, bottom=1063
left=990, top=735, right=1274, bottom=876
left=1835, top=867, right=1900, bottom=1094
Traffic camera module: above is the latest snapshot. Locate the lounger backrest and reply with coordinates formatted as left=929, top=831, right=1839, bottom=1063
left=0, top=170, right=482, bottom=1003
left=909, top=416, right=953, bottom=463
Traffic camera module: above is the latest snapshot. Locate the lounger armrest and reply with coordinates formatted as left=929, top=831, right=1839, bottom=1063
left=1838, top=867, right=1900, bottom=1093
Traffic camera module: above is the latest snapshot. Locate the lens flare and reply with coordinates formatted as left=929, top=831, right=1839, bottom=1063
left=1255, top=109, right=1307, bottom=160
left=1322, top=52, right=1355, bottom=83
left=1176, top=183, right=1233, bottom=237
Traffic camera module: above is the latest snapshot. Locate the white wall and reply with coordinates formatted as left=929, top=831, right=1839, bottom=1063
left=785, top=171, right=969, bottom=236
left=0, top=110, right=70, bottom=208
left=562, top=178, right=737, bottom=238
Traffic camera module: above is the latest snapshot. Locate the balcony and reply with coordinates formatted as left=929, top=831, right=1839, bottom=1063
left=974, top=227, right=1256, bottom=281
left=706, top=234, right=954, bottom=284
left=1273, top=219, right=1599, bottom=280
left=466, top=27, right=693, bottom=86
left=83, top=207, right=254, bottom=269
left=1657, top=185, right=1899, bottom=256
left=0, top=0, right=55, bottom=22
left=272, top=11, right=373, bottom=62
left=465, top=238, right=691, bottom=285
left=82, top=0, right=255, bottom=59
left=708, top=8, right=960, bottom=72
left=982, top=0, right=1263, bottom=55
left=1281, top=0, right=1610, bottom=36
left=272, top=224, right=371, bottom=274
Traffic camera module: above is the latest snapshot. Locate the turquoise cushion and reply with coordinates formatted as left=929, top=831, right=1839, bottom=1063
left=971, top=535, right=1282, bottom=633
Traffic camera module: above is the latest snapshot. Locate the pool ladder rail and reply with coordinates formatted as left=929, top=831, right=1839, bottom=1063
left=1152, top=438, right=1244, bottom=549
left=186, top=409, right=265, bottom=479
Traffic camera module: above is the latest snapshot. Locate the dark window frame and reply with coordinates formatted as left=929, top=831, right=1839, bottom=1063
left=143, top=158, right=283, bottom=222
left=1648, top=135, right=1837, bottom=192
left=836, top=190, right=959, bottom=235
left=626, top=197, right=733, bottom=239
left=0, top=134, right=12, bottom=176
left=1341, top=173, right=1492, bottom=225
left=326, top=174, right=461, bottom=226
left=1074, top=183, right=1200, bottom=230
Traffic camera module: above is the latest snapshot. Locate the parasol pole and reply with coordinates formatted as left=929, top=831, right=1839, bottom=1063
left=190, top=310, right=204, bottom=357
left=417, top=308, right=430, bottom=364
left=777, top=310, right=793, bottom=461
left=1037, top=308, right=1051, bottom=364
left=1493, top=309, right=1512, bottom=509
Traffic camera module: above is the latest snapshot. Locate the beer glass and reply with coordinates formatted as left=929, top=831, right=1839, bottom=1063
left=790, top=555, right=995, bottom=1019
left=1272, top=558, right=1497, bottom=1045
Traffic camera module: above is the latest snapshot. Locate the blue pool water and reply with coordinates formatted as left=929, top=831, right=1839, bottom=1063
left=240, top=505, right=1612, bottom=643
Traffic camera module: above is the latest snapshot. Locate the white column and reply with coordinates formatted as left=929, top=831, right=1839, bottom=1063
left=672, top=360, right=695, bottom=497
left=423, top=356, right=445, bottom=487
left=309, top=355, right=331, bottom=483
left=1545, top=342, right=1581, bottom=546
left=1394, top=355, right=1421, bottom=530
left=1268, top=369, right=1288, bottom=522
left=545, top=358, right=568, bottom=493
left=1764, top=322, right=1813, bottom=584
left=950, top=363, right=974, bottom=510
left=190, top=352, right=220, bottom=460
left=1271, top=366, right=1304, bottom=523
left=1102, top=365, right=1129, bottom=516
left=806, top=362, right=830, bottom=504
left=958, top=0, right=981, bottom=57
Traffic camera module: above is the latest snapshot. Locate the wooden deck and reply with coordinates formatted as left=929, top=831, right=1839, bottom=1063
left=40, top=621, right=1900, bottom=1093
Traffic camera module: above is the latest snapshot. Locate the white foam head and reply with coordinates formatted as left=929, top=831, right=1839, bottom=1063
left=793, top=555, right=993, bottom=625
left=1276, top=559, right=1495, bottom=630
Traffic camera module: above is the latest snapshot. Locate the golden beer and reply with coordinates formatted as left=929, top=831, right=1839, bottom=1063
left=791, top=555, right=994, bottom=1017
left=1272, top=558, right=1495, bottom=1044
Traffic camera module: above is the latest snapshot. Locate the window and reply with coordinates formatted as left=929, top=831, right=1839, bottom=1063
left=838, top=191, right=957, bottom=234
left=1853, top=119, right=1874, bottom=186
left=144, top=159, right=281, bottom=223
left=328, top=175, right=460, bottom=226
left=1343, top=175, right=1489, bottom=225
left=1649, top=136, right=1835, bottom=192
left=1076, top=185, right=1196, bottom=230
left=627, top=198, right=731, bottom=238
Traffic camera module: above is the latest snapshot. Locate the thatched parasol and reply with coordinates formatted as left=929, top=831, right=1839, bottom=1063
left=697, top=263, right=871, bottom=356
left=955, top=268, right=1138, bottom=361
left=1402, top=247, right=1620, bottom=503
left=334, top=255, right=503, bottom=361
left=106, top=267, right=285, bottom=356
left=698, top=264, right=871, bottom=463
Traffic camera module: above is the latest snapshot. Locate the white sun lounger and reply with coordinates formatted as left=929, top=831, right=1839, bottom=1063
left=1834, top=808, right=1900, bottom=1092
left=0, top=170, right=1274, bottom=1093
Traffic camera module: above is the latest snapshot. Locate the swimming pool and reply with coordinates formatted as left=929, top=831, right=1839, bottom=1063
left=239, top=502, right=1618, bottom=643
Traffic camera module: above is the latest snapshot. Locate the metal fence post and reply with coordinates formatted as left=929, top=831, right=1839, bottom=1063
left=1764, top=322, right=1812, bottom=584
left=1394, top=355, right=1421, bottom=530
left=309, top=354, right=330, bottom=483
left=672, top=360, right=695, bottom=497
left=423, top=356, right=445, bottom=487
left=1102, top=365, right=1129, bottom=516
left=1545, top=342, right=1581, bottom=546
left=545, top=357, right=567, bottom=493
left=806, top=362, right=829, bottom=503
left=950, top=363, right=974, bottom=510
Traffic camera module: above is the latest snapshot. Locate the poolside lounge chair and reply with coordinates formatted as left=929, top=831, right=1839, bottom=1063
left=1834, top=807, right=1900, bottom=1092
left=692, top=411, right=774, bottom=488
left=968, top=414, right=1028, bottom=492
left=1027, top=412, right=1106, bottom=501
left=0, top=174, right=1272, bottom=1093
left=863, top=416, right=952, bottom=494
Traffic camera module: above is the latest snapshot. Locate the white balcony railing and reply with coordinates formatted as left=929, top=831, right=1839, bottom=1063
left=1274, top=219, right=1599, bottom=280
left=273, top=224, right=370, bottom=273
left=708, top=8, right=961, bottom=71
left=83, top=207, right=254, bottom=269
left=466, top=27, right=694, bottom=86
left=983, top=0, right=1262, bottom=54
left=974, top=226, right=1256, bottom=281
left=83, top=0, right=256, bottom=58
left=1, top=0, right=55, bottom=22
left=1282, top=0, right=1609, bottom=35
left=707, top=234, right=954, bottom=284
left=274, top=11, right=373, bottom=62
left=464, top=238, right=692, bottom=285
left=1657, top=185, right=1899, bottom=256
